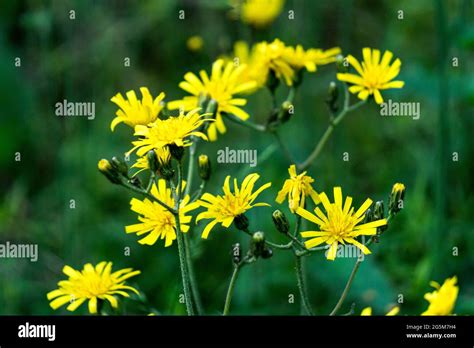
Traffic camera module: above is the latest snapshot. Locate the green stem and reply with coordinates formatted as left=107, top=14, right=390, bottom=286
left=223, top=264, right=242, bottom=315
left=174, top=161, right=195, bottom=315
left=225, top=113, right=267, bottom=132
left=329, top=257, right=362, bottom=316
left=242, top=229, right=293, bottom=250
left=295, top=254, right=314, bottom=315
left=121, top=180, right=176, bottom=214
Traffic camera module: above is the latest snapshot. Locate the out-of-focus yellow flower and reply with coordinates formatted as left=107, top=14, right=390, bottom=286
left=296, top=187, right=387, bottom=260
left=127, top=108, right=212, bottom=157
left=168, top=59, right=257, bottom=141
left=234, top=0, right=285, bottom=28
left=254, top=39, right=294, bottom=86
left=47, top=262, right=140, bottom=314
left=283, top=45, right=341, bottom=72
left=186, top=35, right=204, bottom=52
left=125, top=180, right=199, bottom=246
left=197, top=173, right=271, bottom=238
left=361, top=306, right=400, bottom=316
left=276, top=164, right=320, bottom=212
left=421, top=276, right=459, bottom=315
left=337, top=48, right=404, bottom=104
left=110, top=87, right=165, bottom=131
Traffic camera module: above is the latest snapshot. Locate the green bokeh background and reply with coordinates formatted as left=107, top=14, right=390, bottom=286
left=0, top=0, right=473, bottom=315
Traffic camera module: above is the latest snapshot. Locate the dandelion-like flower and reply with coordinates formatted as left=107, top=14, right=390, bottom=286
left=421, top=276, right=459, bottom=315
left=276, top=164, right=320, bottom=212
left=125, top=180, right=199, bottom=246
left=197, top=173, right=271, bottom=238
left=127, top=108, right=211, bottom=157
left=254, top=39, right=295, bottom=86
left=337, top=48, right=404, bottom=104
left=238, top=0, right=285, bottom=28
left=283, top=45, right=341, bottom=72
left=296, top=187, right=387, bottom=260
left=131, top=147, right=171, bottom=175
left=110, top=87, right=165, bottom=131
left=47, top=262, right=140, bottom=314
left=168, top=59, right=257, bottom=141
left=361, top=306, right=400, bottom=316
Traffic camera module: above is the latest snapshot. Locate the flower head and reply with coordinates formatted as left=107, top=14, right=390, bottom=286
left=127, top=108, right=211, bottom=157
left=197, top=173, right=271, bottom=238
left=254, top=39, right=295, bottom=86
left=47, top=262, right=140, bottom=314
left=276, top=164, right=320, bottom=212
left=296, top=187, right=387, bottom=260
left=110, top=87, right=165, bottom=131
left=361, top=306, right=399, bottom=316
left=283, top=45, right=341, bottom=72
left=238, top=0, right=285, bottom=28
left=125, top=179, right=199, bottom=246
left=337, top=48, right=404, bottom=104
left=168, top=59, right=257, bottom=141
left=421, top=276, right=459, bottom=315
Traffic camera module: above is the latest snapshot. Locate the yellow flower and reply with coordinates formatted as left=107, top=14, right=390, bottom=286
left=361, top=306, right=400, bottom=316
left=296, top=187, right=387, bottom=260
left=186, top=35, right=204, bottom=52
left=392, top=183, right=405, bottom=195
left=276, top=164, right=320, bottom=212
left=197, top=173, right=271, bottom=238
left=239, top=0, right=285, bottom=28
left=127, top=108, right=211, bottom=157
left=47, top=262, right=140, bottom=314
left=125, top=179, right=199, bottom=246
left=337, top=48, right=404, bottom=104
left=254, top=39, right=295, bottom=86
left=283, top=45, right=341, bottom=72
left=131, top=147, right=171, bottom=175
left=228, top=41, right=267, bottom=87
left=421, top=276, right=459, bottom=315
left=110, top=87, right=165, bottom=131
left=168, top=59, right=257, bottom=141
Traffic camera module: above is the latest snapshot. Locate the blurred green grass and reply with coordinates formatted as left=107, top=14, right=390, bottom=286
left=0, top=0, right=473, bottom=315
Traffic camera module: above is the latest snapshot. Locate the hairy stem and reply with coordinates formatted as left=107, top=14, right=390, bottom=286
left=295, top=254, right=314, bottom=315
left=223, top=264, right=242, bottom=315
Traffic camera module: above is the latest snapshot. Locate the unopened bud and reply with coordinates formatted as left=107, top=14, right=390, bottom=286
left=198, top=154, right=211, bottom=181
left=278, top=100, right=293, bottom=123
left=250, top=231, right=265, bottom=257
left=98, top=159, right=121, bottom=184
left=336, top=54, right=347, bottom=73
left=272, top=210, right=290, bottom=234
left=373, top=201, right=385, bottom=220
left=147, top=150, right=159, bottom=173
left=111, top=156, right=128, bottom=177
left=261, top=247, right=273, bottom=259
left=326, top=81, right=339, bottom=114
left=389, top=183, right=405, bottom=214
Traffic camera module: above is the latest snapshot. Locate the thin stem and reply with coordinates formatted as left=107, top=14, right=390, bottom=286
left=174, top=161, right=195, bottom=315
left=223, top=264, right=242, bottom=315
left=242, top=229, right=293, bottom=250
left=191, top=181, right=206, bottom=202
left=224, top=113, right=267, bottom=132
left=146, top=172, right=155, bottom=193
left=329, top=257, right=362, bottom=316
left=295, top=254, right=314, bottom=315
left=121, top=180, right=176, bottom=215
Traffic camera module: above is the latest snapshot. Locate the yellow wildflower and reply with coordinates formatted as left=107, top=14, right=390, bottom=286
left=110, top=87, right=165, bottom=131
left=337, top=48, right=404, bottom=104
left=296, top=187, right=387, bottom=260
left=276, top=164, right=320, bottom=212
left=125, top=179, right=199, bottom=246
left=47, top=262, right=140, bottom=314
left=239, top=0, right=285, bottom=28
left=254, top=39, right=295, bottom=86
left=168, top=59, right=257, bottom=141
left=127, top=108, right=211, bottom=157
left=421, top=276, right=459, bottom=315
left=197, top=173, right=271, bottom=238
left=283, top=45, right=341, bottom=72
left=361, top=306, right=400, bottom=316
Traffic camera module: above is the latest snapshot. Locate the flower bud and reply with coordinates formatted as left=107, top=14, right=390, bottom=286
left=389, top=183, right=405, bottom=214
left=373, top=201, right=385, bottom=221
left=168, top=144, right=185, bottom=161
left=250, top=231, right=265, bottom=257
left=336, top=54, right=347, bottom=73
left=326, top=81, right=339, bottom=114
left=363, top=208, right=373, bottom=224
left=205, top=99, right=218, bottom=116
left=278, top=100, right=293, bottom=123
left=234, top=214, right=249, bottom=231
left=272, top=210, right=289, bottom=234
left=98, top=159, right=121, bottom=184
left=198, top=154, right=211, bottom=181
left=147, top=150, right=159, bottom=173
left=261, top=247, right=273, bottom=259
left=111, top=156, right=128, bottom=177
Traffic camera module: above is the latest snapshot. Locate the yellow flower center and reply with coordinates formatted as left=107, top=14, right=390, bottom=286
left=322, top=204, right=357, bottom=239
